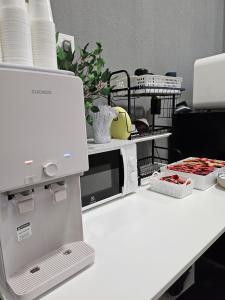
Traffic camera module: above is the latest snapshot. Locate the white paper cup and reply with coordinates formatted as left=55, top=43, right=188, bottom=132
left=0, top=39, right=3, bottom=63
left=31, top=20, right=57, bottom=69
left=0, top=0, right=26, bottom=9
left=0, top=6, right=33, bottom=66
left=3, top=58, right=33, bottom=67
left=29, top=0, right=53, bottom=21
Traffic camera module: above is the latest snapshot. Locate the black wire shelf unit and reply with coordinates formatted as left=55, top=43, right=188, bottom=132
left=108, top=70, right=185, bottom=183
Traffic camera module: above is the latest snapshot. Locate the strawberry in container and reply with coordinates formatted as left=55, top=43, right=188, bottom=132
left=161, top=157, right=225, bottom=190
left=160, top=174, right=191, bottom=185
left=168, top=163, right=214, bottom=176
left=183, top=158, right=225, bottom=170
left=149, top=172, right=193, bottom=199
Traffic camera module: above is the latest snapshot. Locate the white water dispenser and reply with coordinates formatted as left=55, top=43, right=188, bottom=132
left=0, top=65, right=94, bottom=299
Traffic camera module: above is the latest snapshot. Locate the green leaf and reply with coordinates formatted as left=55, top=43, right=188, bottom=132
left=64, top=60, right=72, bottom=70
left=93, top=42, right=103, bottom=55
left=89, top=85, right=97, bottom=93
left=97, top=57, right=105, bottom=66
left=94, top=48, right=102, bottom=55
left=83, top=43, right=89, bottom=52
left=79, top=74, right=85, bottom=81
left=80, top=44, right=90, bottom=59
left=90, top=53, right=96, bottom=59
left=101, top=86, right=111, bottom=96
left=92, top=70, right=98, bottom=77
left=78, top=63, right=86, bottom=71
left=85, top=99, right=93, bottom=110
left=88, top=65, right=94, bottom=73
left=96, top=42, right=102, bottom=49
left=57, top=46, right=67, bottom=61
left=101, top=68, right=110, bottom=82
left=80, top=48, right=87, bottom=59
left=86, top=115, right=93, bottom=126
left=69, top=62, right=78, bottom=73
left=96, top=64, right=102, bottom=74
left=91, top=106, right=100, bottom=113
left=65, top=48, right=74, bottom=62
left=88, top=73, right=95, bottom=81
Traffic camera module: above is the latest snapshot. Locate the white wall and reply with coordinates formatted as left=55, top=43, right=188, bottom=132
left=52, top=0, right=224, bottom=103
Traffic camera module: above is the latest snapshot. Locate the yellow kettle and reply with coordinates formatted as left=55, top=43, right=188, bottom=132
left=111, top=107, right=132, bottom=140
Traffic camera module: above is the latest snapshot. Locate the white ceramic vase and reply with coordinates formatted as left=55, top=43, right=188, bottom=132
left=90, top=105, right=117, bottom=144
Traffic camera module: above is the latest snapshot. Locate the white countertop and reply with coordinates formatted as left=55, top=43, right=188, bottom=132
left=40, top=184, right=225, bottom=300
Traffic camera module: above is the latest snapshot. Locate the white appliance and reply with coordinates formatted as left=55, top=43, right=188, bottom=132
left=0, top=65, right=94, bottom=300
left=81, top=140, right=138, bottom=210
left=193, top=53, right=225, bottom=108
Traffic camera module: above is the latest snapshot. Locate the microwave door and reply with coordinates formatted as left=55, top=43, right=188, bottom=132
left=81, top=150, right=124, bottom=207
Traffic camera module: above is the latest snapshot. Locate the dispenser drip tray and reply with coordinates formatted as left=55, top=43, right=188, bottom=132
left=7, top=241, right=95, bottom=299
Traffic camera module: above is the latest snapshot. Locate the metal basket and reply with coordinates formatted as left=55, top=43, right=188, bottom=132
left=138, top=156, right=161, bottom=184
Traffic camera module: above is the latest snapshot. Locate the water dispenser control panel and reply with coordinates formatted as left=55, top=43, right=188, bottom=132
left=0, top=67, right=89, bottom=192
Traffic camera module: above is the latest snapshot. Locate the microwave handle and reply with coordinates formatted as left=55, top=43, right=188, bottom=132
left=120, top=145, right=138, bottom=195
left=120, top=147, right=127, bottom=195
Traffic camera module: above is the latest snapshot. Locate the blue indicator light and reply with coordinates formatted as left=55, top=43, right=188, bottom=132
left=64, top=153, right=72, bottom=158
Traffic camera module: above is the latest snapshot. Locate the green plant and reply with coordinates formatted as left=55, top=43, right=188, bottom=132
left=57, top=39, right=111, bottom=125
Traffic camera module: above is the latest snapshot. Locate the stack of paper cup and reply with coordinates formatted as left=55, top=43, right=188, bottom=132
left=29, top=0, right=57, bottom=69
left=0, top=0, right=33, bottom=66
left=0, top=0, right=26, bottom=8
left=0, top=38, right=3, bottom=63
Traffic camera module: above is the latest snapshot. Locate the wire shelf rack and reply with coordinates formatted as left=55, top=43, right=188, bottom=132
left=138, top=156, right=161, bottom=185
left=108, top=70, right=185, bottom=183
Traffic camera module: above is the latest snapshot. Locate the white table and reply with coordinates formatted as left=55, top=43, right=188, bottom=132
left=39, top=185, right=225, bottom=300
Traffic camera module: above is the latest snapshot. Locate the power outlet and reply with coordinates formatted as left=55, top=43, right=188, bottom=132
left=57, top=33, right=75, bottom=53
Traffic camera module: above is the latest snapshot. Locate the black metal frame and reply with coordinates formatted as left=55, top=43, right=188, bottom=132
left=108, top=70, right=131, bottom=114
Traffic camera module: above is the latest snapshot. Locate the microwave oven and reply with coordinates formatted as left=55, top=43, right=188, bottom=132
left=81, top=140, right=138, bottom=210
